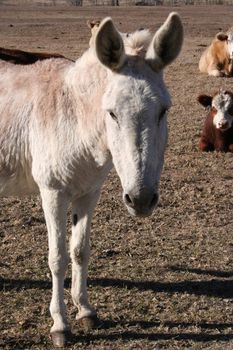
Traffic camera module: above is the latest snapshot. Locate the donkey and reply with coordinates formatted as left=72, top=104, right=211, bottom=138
left=0, top=14, right=183, bottom=347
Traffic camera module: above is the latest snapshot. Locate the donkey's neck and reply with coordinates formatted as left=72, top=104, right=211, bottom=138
left=66, top=49, right=110, bottom=167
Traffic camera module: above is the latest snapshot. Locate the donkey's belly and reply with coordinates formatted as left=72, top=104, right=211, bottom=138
left=0, top=166, right=38, bottom=197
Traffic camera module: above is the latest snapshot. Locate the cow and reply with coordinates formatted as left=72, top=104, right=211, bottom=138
left=87, top=20, right=101, bottom=46
left=198, top=29, right=233, bottom=77
left=198, top=90, right=233, bottom=152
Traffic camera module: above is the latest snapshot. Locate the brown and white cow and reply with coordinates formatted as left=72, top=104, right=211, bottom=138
left=198, top=90, right=233, bottom=152
left=199, top=30, right=233, bottom=77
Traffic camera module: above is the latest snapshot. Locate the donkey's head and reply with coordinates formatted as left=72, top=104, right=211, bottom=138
left=95, top=14, right=183, bottom=217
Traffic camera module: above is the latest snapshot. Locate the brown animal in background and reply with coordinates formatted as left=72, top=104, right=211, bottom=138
left=198, top=90, right=233, bottom=152
left=87, top=20, right=101, bottom=46
left=0, top=47, right=68, bottom=65
left=199, top=31, right=233, bottom=77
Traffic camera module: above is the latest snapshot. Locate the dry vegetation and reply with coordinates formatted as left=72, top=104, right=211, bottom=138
left=0, top=4, right=233, bottom=350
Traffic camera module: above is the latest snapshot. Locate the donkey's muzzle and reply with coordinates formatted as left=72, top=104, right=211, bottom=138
left=123, top=189, right=159, bottom=217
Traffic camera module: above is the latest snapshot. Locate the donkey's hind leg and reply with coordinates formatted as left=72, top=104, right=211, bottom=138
left=70, top=190, right=101, bottom=331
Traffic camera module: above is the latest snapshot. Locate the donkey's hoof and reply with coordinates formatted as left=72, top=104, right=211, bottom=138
left=78, top=315, right=101, bottom=331
left=51, top=331, right=69, bottom=348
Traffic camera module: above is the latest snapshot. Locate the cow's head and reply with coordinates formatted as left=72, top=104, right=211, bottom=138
left=198, top=91, right=233, bottom=131
left=216, top=31, right=233, bottom=59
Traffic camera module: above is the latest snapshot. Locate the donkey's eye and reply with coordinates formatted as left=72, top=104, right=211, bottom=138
left=109, top=111, right=118, bottom=122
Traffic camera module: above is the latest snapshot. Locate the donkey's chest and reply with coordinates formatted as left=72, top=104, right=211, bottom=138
left=69, top=159, right=112, bottom=196
left=32, top=146, right=112, bottom=197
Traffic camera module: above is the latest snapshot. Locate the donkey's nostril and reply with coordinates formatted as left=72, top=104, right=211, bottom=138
left=124, top=193, right=133, bottom=206
left=124, top=191, right=159, bottom=212
left=150, top=193, right=159, bottom=207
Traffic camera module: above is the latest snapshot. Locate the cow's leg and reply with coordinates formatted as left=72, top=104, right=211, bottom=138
left=199, top=137, right=214, bottom=152
left=208, top=68, right=224, bottom=77
left=40, top=188, right=70, bottom=348
left=70, top=190, right=100, bottom=330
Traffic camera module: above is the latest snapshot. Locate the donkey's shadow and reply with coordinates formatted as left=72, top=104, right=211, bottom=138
left=1, top=269, right=233, bottom=346
left=1, top=267, right=233, bottom=298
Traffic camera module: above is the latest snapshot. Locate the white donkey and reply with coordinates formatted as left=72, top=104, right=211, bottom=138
left=0, top=14, right=183, bottom=347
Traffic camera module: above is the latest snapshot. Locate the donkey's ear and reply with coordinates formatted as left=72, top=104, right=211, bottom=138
left=146, top=12, right=183, bottom=71
left=197, top=94, right=212, bottom=108
left=95, top=17, right=125, bottom=71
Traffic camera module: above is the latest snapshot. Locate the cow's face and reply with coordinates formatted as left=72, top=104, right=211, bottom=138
left=216, top=32, right=233, bottom=59
left=227, top=33, right=233, bottom=59
left=198, top=91, right=233, bottom=131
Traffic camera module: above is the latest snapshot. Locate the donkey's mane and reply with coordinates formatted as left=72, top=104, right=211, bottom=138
left=122, top=29, right=152, bottom=57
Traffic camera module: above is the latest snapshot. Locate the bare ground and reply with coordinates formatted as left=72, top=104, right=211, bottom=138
left=0, top=4, right=233, bottom=350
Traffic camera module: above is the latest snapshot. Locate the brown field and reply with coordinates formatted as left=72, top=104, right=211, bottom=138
left=0, top=4, right=233, bottom=350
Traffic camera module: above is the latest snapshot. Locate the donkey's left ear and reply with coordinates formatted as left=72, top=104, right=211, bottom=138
left=146, top=12, right=183, bottom=71
left=95, top=17, right=125, bottom=71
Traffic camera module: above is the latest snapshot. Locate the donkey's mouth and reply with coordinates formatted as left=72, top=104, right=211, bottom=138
left=126, top=205, right=156, bottom=218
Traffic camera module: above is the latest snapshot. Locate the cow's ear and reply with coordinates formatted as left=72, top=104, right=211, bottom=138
left=197, top=94, right=212, bottom=108
left=216, top=32, right=228, bottom=41
left=87, top=19, right=100, bottom=30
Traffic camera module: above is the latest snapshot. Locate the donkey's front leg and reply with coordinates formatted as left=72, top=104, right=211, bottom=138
left=40, top=188, right=70, bottom=348
left=70, top=190, right=100, bottom=330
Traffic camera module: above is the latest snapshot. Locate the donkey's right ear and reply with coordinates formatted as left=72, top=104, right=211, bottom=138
left=146, top=12, right=183, bottom=71
left=95, top=17, right=125, bottom=71
left=197, top=94, right=212, bottom=108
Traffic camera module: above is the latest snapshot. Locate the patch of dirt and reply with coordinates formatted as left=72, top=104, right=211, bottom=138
left=0, top=5, right=233, bottom=350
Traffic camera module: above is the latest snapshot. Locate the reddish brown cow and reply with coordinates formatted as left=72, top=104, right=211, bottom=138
left=0, top=47, right=69, bottom=65
left=198, top=90, right=233, bottom=152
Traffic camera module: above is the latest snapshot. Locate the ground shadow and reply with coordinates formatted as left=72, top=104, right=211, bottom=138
left=88, top=277, right=233, bottom=298
left=170, top=266, right=233, bottom=278
left=2, top=319, right=233, bottom=348
left=98, top=319, right=233, bottom=331
left=69, top=331, right=233, bottom=344
left=3, top=330, right=233, bottom=349
left=1, top=275, right=233, bottom=298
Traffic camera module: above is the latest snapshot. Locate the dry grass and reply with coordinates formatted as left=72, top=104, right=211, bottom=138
left=0, top=5, right=233, bottom=350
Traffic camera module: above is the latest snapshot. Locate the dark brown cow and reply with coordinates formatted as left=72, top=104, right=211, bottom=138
left=198, top=90, right=233, bottom=152
left=0, top=47, right=70, bottom=65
